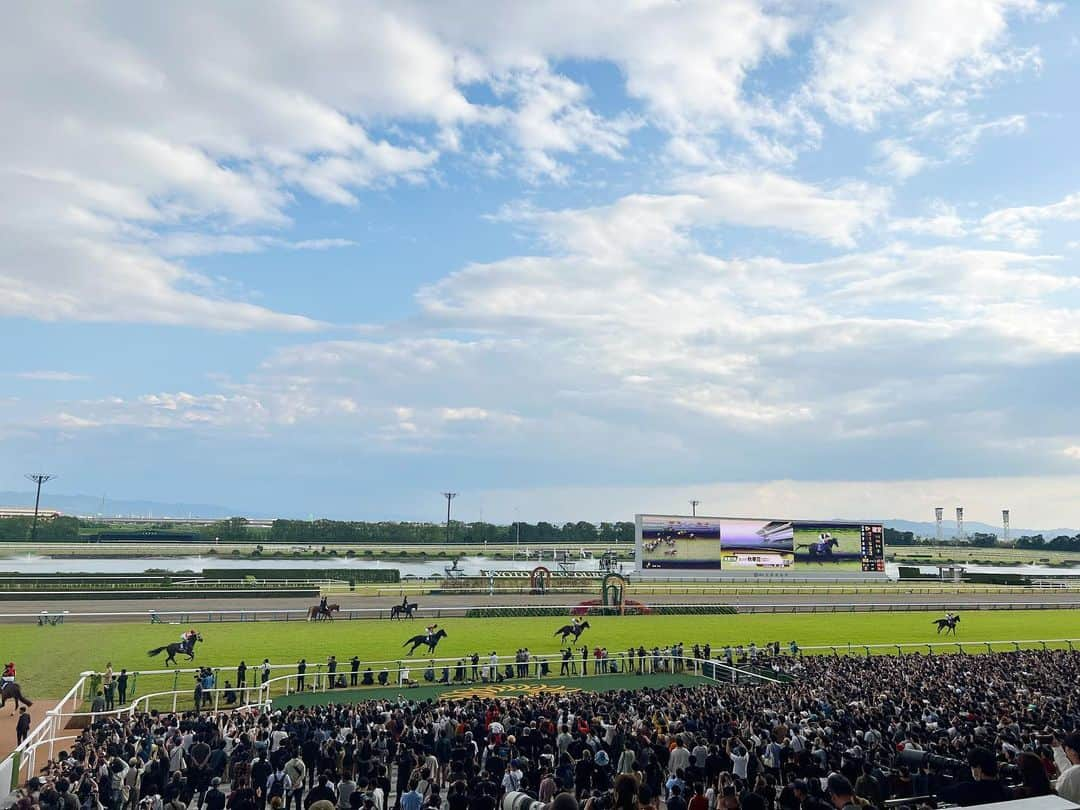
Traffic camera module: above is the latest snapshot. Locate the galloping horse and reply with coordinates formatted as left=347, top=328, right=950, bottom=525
left=554, top=620, right=591, bottom=643
left=1, top=681, right=33, bottom=715
left=402, top=628, right=447, bottom=656
left=796, top=533, right=839, bottom=562
left=147, top=633, right=203, bottom=666
left=932, top=615, right=961, bottom=635
left=308, top=604, right=341, bottom=622
left=390, top=603, right=418, bottom=620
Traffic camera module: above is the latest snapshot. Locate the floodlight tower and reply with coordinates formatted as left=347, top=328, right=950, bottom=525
left=934, top=507, right=944, bottom=544
left=1002, top=509, right=1010, bottom=544
left=955, top=507, right=965, bottom=543
left=442, top=492, right=457, bottom=544
left=690, top=500, right=700, bottom=517
left=24, top=473, right=56, bottom=541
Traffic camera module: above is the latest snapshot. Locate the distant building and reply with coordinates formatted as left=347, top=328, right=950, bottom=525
left=0, top=506, right=62, bottom=519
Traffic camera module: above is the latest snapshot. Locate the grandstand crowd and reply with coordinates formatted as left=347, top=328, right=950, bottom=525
left=9, top=649, right=1080, bottom=810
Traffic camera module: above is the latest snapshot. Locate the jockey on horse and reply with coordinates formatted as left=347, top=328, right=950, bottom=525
left=179, top=629, right=198, bottom=655
left=2, top=661, right=15, bottom=685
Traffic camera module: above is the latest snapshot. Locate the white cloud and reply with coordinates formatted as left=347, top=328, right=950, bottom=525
left=16, top=371, right=91, bottom=382
left=495, top=171, right=889, bottom=255
left=471, top=474, right=1080, bottom=528
left=889, top=202, right=967, bottom=238
left=874, top=139, right=930, bottom=179
left=978, top=191, right=1080, bottom=246
left=489, top=67, right=640, bottom=182
left=155, top=234, right=356, bottom=257
left=807, top=0, right=1048, bottom=129
left=1064, top=446, right=1080, bottom=460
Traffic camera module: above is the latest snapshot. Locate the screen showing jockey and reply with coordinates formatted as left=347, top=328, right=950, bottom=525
left=425, top=623, right=438, bottom=642
left=2, top=662, right=14, bottom=683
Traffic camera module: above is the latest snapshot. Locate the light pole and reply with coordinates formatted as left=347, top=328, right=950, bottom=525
left=442, top=492, right=457, bottom=544
left=690, top=500, right=700, bottom=517
left=25, top=473, right=56, bottom=541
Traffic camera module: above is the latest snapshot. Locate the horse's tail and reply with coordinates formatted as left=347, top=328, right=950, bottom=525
left=402, top=637, right=414, bottom=647
left=147, top=646, right=168, bottom=658
left=14, top=686, right=31, bottom=707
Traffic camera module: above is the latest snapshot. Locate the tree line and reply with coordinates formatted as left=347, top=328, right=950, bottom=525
left=261, top=518, right=636, bottom=545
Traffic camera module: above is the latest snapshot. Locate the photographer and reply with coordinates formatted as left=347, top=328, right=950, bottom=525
left=938, top=747, right=1009, bottom=807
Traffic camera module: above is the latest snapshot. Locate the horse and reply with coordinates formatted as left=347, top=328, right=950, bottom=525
left=147, top=633, right=203, bottom=666
left=553, top=620, right=591, bottom=642
left=307, top=604, right=341, bottom=622
left=390, top=603, right=418, bottom=620
left=1, top=681, right=32, bottom=715
left=402, top=628, right=447, bottom=657
left=933, top=615, right=960, bottom=635
left=796, top=533, right=839, bottom=562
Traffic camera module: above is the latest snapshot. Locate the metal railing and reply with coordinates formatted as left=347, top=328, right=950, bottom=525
left=7, top=598, right=1080, bottom=624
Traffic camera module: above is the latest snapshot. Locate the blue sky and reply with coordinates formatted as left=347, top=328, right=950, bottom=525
left=4, top=1, right=1080, bottom=525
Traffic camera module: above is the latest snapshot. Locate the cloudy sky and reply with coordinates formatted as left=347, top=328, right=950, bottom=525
left=4, top=1, right=1080, bottom=525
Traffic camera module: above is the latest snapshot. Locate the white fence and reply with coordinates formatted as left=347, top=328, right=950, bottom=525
left=8, top=598, right=1080, bottom=625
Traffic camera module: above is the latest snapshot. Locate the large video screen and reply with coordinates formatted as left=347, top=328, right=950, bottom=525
left=637, top=514, right=885, bottom=573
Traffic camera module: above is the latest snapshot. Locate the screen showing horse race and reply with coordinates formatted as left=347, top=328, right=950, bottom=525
left=635, top=514, right=885, bottom=574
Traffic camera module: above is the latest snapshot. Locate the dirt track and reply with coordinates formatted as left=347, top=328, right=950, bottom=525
left=2, top=590, right=1080, bottom=622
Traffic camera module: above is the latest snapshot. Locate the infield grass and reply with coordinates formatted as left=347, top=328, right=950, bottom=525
left=6, top=609, right=1080, bottom=700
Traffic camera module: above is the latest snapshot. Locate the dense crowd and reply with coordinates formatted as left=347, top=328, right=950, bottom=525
left=9, top=649, right=1080, bottom=810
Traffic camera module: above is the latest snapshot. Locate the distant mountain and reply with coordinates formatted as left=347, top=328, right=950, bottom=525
left=0, top=491, right=262, bottom=519
left=884, top=519, right=1079, bottom=539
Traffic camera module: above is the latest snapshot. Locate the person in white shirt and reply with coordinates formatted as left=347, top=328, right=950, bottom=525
left=726, top=738, right=749, bottom=780
left=668, top=737, right=690, bottom=776
left=1054, top=732, right=1080, bottom=804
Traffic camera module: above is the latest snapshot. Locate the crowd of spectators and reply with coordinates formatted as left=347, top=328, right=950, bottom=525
left=8, top=648, right=1080, bottom=810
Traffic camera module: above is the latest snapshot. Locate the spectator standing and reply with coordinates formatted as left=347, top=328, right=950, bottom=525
left=1054, top=733, right=1080, bottom=805
left=116, top=669, right=129, bottom=705
left=103, top=663, right=115, bottom=710
left=16, top=706, right=30, bottom=745
left=296, top=659, right=307, bottom=692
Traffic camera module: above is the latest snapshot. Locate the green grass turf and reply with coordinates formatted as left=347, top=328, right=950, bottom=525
left=7, top=610, right=1080, bottom=700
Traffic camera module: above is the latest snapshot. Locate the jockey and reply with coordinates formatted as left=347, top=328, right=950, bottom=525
left=2, top=662, right=14, bottom=684
left=425, top=623, right=438, bottom=642
left=319, top=595, right=329, bottom=614
left=571, top=616, right=582, bottom=630
left=180, top=629, right=197, bottom=651
left=401, top=595, right=409, bottom=610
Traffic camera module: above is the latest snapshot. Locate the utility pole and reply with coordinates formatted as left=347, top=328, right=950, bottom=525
left=25, top=473, right=56, bottom=541
left=442, top=492, right=457, bottom=544
left=689, top=500, right=700, bottom=517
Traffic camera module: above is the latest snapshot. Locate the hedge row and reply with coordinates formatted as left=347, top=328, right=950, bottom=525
left=0, top=588, right=319, bottom=601
left=464, top=604, right=739, bottom=619
left=200, top=568, right=400, bottom=584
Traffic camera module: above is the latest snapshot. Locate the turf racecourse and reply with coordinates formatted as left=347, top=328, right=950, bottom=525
left=7, top=610, right=1080, bottom=700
